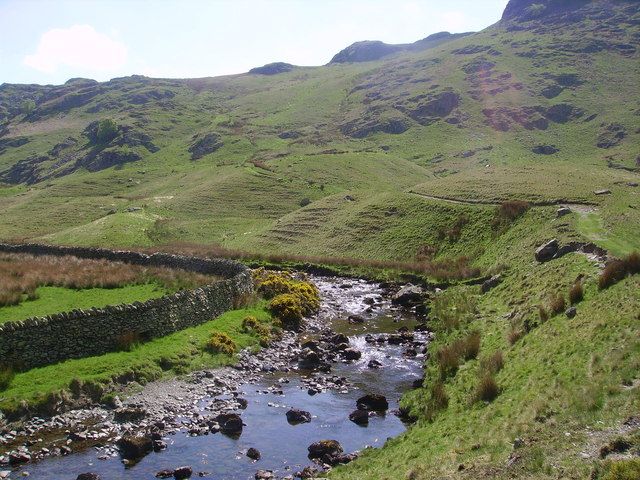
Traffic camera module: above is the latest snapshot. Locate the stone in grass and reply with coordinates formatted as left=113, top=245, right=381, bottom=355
left=565, top=306, right=577, bottom=319
left=535, top=239, right=558, bottom=262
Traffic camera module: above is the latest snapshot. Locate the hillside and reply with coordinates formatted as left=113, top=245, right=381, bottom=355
left=0, top=1, right=639, bottom=478
left=0, top=0, right=637, bottom=264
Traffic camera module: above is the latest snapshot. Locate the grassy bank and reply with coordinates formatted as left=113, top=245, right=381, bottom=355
left=330, top=247, right=640, bottom=479
left=0, top=284, right=168, bottom=324
left=0, top=304, right=272, bottom=417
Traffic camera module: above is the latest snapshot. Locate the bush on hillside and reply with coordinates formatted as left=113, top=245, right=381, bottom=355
left=206, top=331, right=237, bottom=356
left=96, top=119, right=119, bottom=144
left=268, top=293, right=304, bottom=330
left=568, top=281, right=584, bottom=305
left=437, top=344, right=461, bottom=380
left=598, top=252, right=640, bottom=289
left=481, top=350, right=504, bottom=375
left=475, top=374, right=500, bottom=402
left=491, top=200, right=530, bottom=232
left=549, top=294, right=566, bottom=315
left=538, top=305, right=549, bottom=323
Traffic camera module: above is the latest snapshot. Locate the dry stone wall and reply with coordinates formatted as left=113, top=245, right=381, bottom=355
left=0, top=243, right=253, bottom=370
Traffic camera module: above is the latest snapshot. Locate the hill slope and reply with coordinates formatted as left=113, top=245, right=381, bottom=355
left=0, top=0, right=638, bottom=263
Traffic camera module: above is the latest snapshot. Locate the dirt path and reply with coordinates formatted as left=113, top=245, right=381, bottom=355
left=408, top=190, right=598, bottom=209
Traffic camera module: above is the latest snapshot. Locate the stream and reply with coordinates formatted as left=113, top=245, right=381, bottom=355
left=1, top=276, right=429, bottom=480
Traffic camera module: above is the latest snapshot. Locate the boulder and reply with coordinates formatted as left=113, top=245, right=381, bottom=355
left=481, top=275, right=502, bottom=293
left=349, top=409, right=369, bottom=426
left=76, top=474, right=101, bottom=480
left=392, top=285, right=424, bottom=306
left=188, top=133, right=223, bottom=160
left=367, top=359, right=383, bottom=369
left=117, top=435, right=153, bottom=460
left=247, top=448, right=261, bottom=460
left=348, top=314, right=365, bottom=324
left=535, top=239, right=558, bottom=262
left=565, top=307, right=577, bottom=319
left=155, top=470, right=174, bottom=479
left=298, top=349, right=321, bottom=369
left=557, top=206, right=571, bottom=217
left=286, top=409, right=312, bottom=425
left=341, top=348, right=362, bottom=361
left=173, top=466, right=193, bottom=479
left=254, top=470, right=274, bottom=480
left=356, top=394, right=389, bottom=411
left=113, top=406, right=147, bottom=423
left=594, top=189, right=611, bottom=195
left=307, top=440, right=344, bottom=459
left=532, top=144, right=558, bottom=155
left=215, top=413, right=243, bottom=435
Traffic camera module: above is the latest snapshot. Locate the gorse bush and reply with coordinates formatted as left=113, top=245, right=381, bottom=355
left=599, top=252, right=640, bottom=289
left=255, top=269, right=320, bottom=330
left=206, top=331, right=237, bottom=356
left=241, top=315, right=272, bottom=346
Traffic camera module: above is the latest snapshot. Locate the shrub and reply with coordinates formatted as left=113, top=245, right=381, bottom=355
left=461, top=331, right=481, bottom=360
left=538, top=305, right=549, bottom=323
left=508, top=327, right=524, bottom=345
left=475, top=374, right=499, bottom=402
left=430, top=381, right=449, bottom=410
left=598, top=252, right=640, bottom=289
left=206, top=332, right=237, bottom=356
left=491, top=200, right=530, bottom=232
left=0, top=366, right=15, bottom=391
left=549, top=294, right=566, bottom=315
left=268, top=293, right=304, bottom=330
left=241, top=315, right=271, bottom=346
left=96, top=119, right=118, bottom=143
left=626, top=252, right=640, bottom=275
left=568, top=281, right=584, bottom=305
left=594, top=459, right=640, bottom=480
left=481, top=350, right=504, bottom=375
left=437, top=345, right=461, bottom=380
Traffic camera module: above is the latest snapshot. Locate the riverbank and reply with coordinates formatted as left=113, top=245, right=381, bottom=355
left=0, top=275, right=431, bottom=479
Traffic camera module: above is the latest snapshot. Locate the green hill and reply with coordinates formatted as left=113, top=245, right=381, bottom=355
left=0, top=1, right=639, bottom=477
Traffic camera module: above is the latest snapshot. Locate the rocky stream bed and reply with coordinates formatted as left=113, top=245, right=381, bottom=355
left=0, top=276, right=431, bottom=480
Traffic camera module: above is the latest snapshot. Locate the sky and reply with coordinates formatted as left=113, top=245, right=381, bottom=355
left=0, top=0, right=509, bottom=85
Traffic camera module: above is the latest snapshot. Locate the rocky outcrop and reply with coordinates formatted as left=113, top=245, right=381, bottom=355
left=188, top=133, right=223, bottom=160
left=535, top=239, right=559, bottom=262
left=329, top=32, right=472, bottom=64
left=307, top=440, right=343, bottom=459
left=249, top=62, right=295, bottom=75
left=401, top=91, right=460, bottom=126
left=502, top=0, right=591, bottom=22
left=532, top=144, right=559, bottom=155
left=116, top=435, right=153, bottom=460
left=597, top=123, right=626, bottom=148
left=340, top=116, right=408, bottom=138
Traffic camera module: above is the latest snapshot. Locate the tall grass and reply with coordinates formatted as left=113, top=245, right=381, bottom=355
left=150, top=242, right=482, bottom=282
left=599, top=252, right=640, bottom=289
left=491, top=200, right=530, bottom=232
left=0, top=253, right=217, bottom=307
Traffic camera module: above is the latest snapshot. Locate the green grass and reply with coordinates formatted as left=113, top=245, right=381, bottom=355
left=0, top=304, right=272, bottom=415
left=329, top=235, right=640, bottom=480
left=0, top=284, right=168, bottom=324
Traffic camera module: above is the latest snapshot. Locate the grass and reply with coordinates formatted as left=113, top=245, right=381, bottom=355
left=329, top=232, right=640, bottom=480
left=0, top=304, right=271, bottom=415
left=0, top=284, right=168, bottom=324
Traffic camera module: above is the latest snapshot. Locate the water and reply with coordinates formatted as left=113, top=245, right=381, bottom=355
left=9, top=276, right=426, bottom=479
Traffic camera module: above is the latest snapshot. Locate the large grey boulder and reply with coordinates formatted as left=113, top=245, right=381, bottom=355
left=392, top=285, right=424, bottom=306
left=535, top=239, right=558, bottom=262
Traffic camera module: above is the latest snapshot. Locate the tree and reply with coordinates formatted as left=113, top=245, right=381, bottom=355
left=96, top=119, right=118, bottom=144
left=20, top=99, right=36, bottom=115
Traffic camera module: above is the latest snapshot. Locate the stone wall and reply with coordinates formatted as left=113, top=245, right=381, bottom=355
left=0, top=243, right=253, bottom=370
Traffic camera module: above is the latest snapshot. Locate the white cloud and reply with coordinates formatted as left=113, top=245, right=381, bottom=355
left=23, top=25, right=127, bottom=74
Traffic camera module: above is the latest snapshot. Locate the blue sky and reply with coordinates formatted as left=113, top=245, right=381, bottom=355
left=0, top=0, right=509, bottom=85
